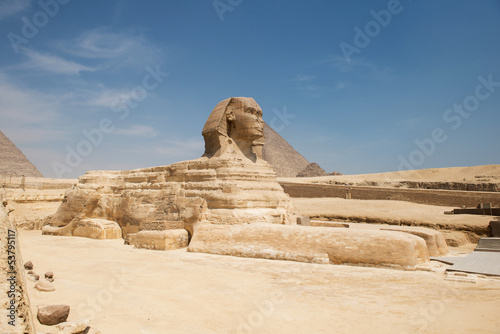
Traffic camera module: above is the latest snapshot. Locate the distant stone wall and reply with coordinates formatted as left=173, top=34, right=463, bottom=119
left=279, top=182, right=500, bottom=207
left=320, top=180, right=499, bottom=192
left=0, top=176, right=76, bottom=191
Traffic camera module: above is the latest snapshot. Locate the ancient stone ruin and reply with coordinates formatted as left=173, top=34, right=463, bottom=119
left=44, top=97, right=296, bottom=243
left=44, top=97, right=435, bottom=269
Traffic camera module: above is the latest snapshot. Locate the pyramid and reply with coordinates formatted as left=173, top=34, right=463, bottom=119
left=0, top=130, right=43, bottom=177
left=297, top=162, right=328, bottom=177
left=262, top=123, right=310, bottom=177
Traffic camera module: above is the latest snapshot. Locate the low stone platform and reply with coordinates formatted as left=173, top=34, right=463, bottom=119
left=187, top=223, right=429, bottom=269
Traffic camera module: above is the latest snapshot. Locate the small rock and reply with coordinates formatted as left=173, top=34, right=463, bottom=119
left=35, top=280, right=55, bottom=292
left=24, top=261, right=34, bottom=270
left=27, top=270, right=34, bottom=275
left=37, top=304, right=70, bottom=326
left=56, top=319, right=90, bottom=333
left=45, top=271, right=54, bottom=279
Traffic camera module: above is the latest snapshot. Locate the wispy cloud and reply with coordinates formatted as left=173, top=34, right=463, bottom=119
left=291, top=74, right=316, bottom=83
left=0, top=0, right=31, bottom=19
left=3, top=127, right=69, bottom=145
left=116, top=138, right=204, bottom=166
left=290, top=74, right=345, bottom=98
left=115, top=125, right=159, bottom=137
left=80, top=87, right=131, bottom=108
left=19, top=48, right=95, bottom=75
left=57, top=28, right=163, bottom=70
left=154, top=139, right=204, bottom=157
left=0, top=73, right=59, bottom=125
left=327, top=55, right=392, bottom=81
left=20, top=147, right=66, bottom=178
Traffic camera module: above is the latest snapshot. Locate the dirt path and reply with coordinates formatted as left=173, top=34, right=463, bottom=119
left=19, top=230, right=500, bottom=334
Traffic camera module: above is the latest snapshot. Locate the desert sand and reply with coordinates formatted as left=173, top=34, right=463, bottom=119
left=281, top=164, right=500, bottom=185
left=19, top=230, right=500, bottom=334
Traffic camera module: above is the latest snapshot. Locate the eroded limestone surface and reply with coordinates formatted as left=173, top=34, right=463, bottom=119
left=188, top=223, right=430, bottom=269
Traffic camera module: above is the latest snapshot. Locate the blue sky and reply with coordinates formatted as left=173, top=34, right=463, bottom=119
left=0, top=0, right=499, bottom=178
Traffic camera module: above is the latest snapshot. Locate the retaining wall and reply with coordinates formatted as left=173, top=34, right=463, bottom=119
left=279, top=182, right=500, bottom=207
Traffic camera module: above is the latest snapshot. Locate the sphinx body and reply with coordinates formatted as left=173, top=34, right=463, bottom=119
left=45, top=97, right=297, bottom=242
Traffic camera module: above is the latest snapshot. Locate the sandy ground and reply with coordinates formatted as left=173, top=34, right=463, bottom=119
left=291, top=198, right=494, bottom=234
left=281, top=164, right=500, bottom=184
left=19, top=230, right=500, bottom=334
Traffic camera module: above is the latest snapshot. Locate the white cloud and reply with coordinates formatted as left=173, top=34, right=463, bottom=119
left=20, top=48, right=95, bottom=75
left=327, top=55, right=392, bottom=80
left=0, top=0, right=31, bottom=19
left=58, top=28, right=163, bottom=69
left=115, top=125, right=159, bottom=137
left=291, top=74, right=345, bottom=98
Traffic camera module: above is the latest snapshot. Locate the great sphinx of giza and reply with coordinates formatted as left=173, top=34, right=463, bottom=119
left=44, top=97, right=432, bottom=269
left=44, top=97, right=297, bottom=241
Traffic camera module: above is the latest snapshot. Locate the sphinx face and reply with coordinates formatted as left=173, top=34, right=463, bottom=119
left=230, top=105, right=264, bottom=141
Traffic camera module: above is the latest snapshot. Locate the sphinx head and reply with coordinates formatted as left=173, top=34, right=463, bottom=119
left=202, top=97, right=264, bottom=161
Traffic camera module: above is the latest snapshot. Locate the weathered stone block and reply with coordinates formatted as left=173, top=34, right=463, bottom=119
left=142, top=221, right=185, bottom=231
left=132, top=229, right=189, bottom=250
left=73, top=218, right=122, bottom=240
left=297, top=216, right=310, bottom=226
left=490, top=220, right=500, bottom=237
